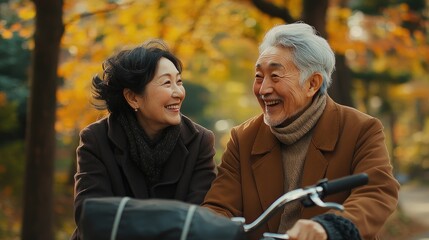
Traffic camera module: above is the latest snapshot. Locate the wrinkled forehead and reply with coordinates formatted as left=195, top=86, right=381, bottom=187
left=255, top=46, right=294, bottom=69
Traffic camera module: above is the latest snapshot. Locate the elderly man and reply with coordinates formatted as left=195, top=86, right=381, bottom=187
left=202, top=22, right=399, bottom=240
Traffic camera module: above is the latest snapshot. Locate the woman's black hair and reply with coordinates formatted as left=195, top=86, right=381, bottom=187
left=91, top=39, right=182, bottom=114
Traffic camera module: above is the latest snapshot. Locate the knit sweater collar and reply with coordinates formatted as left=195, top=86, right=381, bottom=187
left=270, top=94, right=327, bottom=145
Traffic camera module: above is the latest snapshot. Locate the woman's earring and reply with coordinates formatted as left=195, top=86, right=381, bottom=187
left=134, top=108, right=138, bottom=112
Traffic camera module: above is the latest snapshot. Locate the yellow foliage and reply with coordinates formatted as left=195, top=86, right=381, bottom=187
left=398, top=3, right=409, bottom=12
left=327, top=7, right=354, bottom=54
left=10, top=23, right=22, bottom=31
left=4, top=0, right=428, bottom=193
left=289, top=0, right=303, bottom=18
left=373, top=58, right=387, bottom=72
left=17, top=5, right=35, bottom=20
left=47, top=0, right=282, bottom=136
left=414, top=31, right=426, bottom=45
left=1, top=30, right=13, bottom=39
left=391, top=26, right=410, bottom=40
left=18, top=28, right=32, bottom=38
left=58, top=61, right=75, bottom=78
left=0, top=92, right=6, bottom=106
left=225, top=81, right=246, bottom=94
left=102, top=35, right=122, bottom=52
left=8, top=0, right=427, bottom=145
left=389, top=82, right=429, bottom=100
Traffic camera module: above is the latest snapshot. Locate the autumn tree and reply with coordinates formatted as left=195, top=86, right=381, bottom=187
left=21, top=0, right=63, bottom=239
left=349, top=0, right=427, bottom=110
left=348, top=0, right=429, bottom=175
left=55, top=0, right=281, bottom=154
left=0, top=8, right=30, bottom=238
left=0, top=35, right=30, bottom=145
left=0, top=0, right=427, bottom=237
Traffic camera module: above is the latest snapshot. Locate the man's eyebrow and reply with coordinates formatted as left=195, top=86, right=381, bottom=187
left=255, top=62, right=284, bottom=69
left=268, top=62, right=284, bottom=69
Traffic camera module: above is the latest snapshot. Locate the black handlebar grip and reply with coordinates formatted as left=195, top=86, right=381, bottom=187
left=322, top=173, right=369, bottom=196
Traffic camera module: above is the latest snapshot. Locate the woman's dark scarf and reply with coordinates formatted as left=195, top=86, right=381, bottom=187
left=117, top=111, right=181, bottom=187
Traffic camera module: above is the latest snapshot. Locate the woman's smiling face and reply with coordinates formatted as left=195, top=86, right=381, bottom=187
left=253, top=46, right=314, bottom=127
left=135, top=57, right=185, bottom=135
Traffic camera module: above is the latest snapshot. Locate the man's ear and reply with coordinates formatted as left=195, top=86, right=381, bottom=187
left=306, top=73, right=323, bottom=97
left=123, top=88, right=139, bottom=109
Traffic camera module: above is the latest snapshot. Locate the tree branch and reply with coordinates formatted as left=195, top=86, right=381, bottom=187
left=64, top=1, right=134, bottom=26
left=172, top=0, right=212, bottom=53
left=251, top=0, right=296, bottom=23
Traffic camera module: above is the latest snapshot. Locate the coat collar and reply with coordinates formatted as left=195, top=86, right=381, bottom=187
left=178, top=115, right=200, bottom=145
left=251, top=115, right=279, bottom=155
left=310, top=96, right=339, bottom=152
left=301, top=96, right=339, bottom=187
left=250, top=96, right=339, bottom=154
left=106, top=114, right=196, bottom=198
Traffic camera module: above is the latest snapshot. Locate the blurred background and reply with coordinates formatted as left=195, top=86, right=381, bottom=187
left=0, top=0, right=428, bottom=239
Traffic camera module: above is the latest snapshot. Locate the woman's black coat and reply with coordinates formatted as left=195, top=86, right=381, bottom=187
left=72, top=114, right=216, bottom=239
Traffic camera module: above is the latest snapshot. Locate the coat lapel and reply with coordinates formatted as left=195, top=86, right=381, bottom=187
left=108, top=115, right=197, bottom=197
left=301, top=97, right=339, bottom=187
left=107, top=115, right=149, bottom=198
left=155, top=140, right=188, bottom=186
left=251, top=120, right=284, bottom=232
left=300, top=145, right=329, bottom=188
left=120, top=151, right=150, bottom=198
left=155, top=116, right=194, bottom=186
left=300, top=97, right=341, bottom=219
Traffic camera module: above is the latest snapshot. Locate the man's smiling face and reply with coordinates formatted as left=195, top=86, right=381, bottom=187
left=253, top=46, right=313, bottom=127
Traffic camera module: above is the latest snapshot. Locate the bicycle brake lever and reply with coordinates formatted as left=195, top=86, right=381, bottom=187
left=230, top=217, right=246, bottom=224
left=308, top=192, right=344, bottom=211
left=263, top=232, right=290, bottom=239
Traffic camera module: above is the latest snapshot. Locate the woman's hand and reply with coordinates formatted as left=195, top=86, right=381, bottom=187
left=286, top=219, right=327, bottom=240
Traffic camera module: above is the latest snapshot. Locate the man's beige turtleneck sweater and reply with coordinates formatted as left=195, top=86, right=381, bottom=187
left=270, top=94, right=327, bottom=233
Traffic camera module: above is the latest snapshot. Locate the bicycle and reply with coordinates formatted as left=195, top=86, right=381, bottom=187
left=79, top=173, right=368, bottom=240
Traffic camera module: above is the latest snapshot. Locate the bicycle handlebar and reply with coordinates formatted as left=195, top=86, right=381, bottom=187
left=237, top=173, right=369, bottom=233
left=319, top=173, right=368, bottom=196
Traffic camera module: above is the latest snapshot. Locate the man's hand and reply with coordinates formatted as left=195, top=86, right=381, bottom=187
left=286, top=219, right=327, bottom=240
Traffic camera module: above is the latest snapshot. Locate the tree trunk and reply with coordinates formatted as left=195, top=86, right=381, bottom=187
left=302, top=0, right=328, bottom=38
left=21, top=0, right=63, bottom=239
left=329, top=54, right=354, bottom=107
left=302, top=0, right=354, bottom=107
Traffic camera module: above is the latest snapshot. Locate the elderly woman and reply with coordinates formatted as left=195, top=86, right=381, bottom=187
left=72, top=39, right=216, bottom=239
left=202, top=22, right=399, bottom=240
